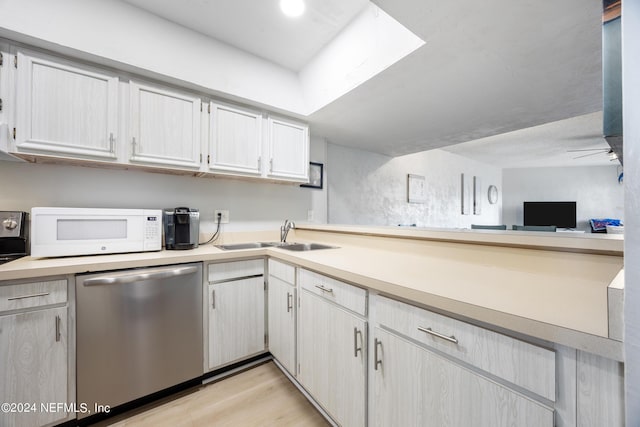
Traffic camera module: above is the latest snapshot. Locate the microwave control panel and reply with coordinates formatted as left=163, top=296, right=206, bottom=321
left=143, top=211, right=162, bottom=251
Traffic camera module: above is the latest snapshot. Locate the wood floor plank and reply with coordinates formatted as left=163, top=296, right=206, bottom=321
left=98, top=361, right=329, bottom=427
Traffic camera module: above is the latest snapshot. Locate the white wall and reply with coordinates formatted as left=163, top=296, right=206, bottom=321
left=327, top=144, right=502, bottom=227
left=623, top=1, right=640, bottom=424
left=0, top=161, right=314, bottom=234
left=308, top=136, right=329, bottom=224
left=502, top=166, right=624, bottom=231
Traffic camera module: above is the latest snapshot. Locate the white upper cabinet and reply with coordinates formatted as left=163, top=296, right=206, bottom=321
left=15, top=50, right=119, bottom=159
left=5, top=43, right=311, bottom=183
left=0, top=47, right=8, bottom=151
left=129, top=81, right=201, bottom=169
left=267, top=117, right=309, bottom=181
left=208, top=102, right=262, bottom=175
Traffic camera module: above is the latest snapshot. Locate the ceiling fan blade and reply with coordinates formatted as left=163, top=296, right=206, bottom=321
left=573, top=151, right=607, bottom=159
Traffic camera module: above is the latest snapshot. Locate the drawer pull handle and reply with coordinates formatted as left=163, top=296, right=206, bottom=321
left=315, top=285, right=333, bottom=293
left=287, top=292, right=293, bottom=313
left=418, top=326, right=459, bottom=344
left=55, top=315, right=61, bottom=342
left=353, top=327, right=363, bottom=357
left=374, top=338, right=383, bottom=370
left=211, top=289, right=216, bottom=309
left=7, top=292, right=50, bottom=301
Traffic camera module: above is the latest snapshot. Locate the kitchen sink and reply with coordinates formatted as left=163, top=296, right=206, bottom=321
left=215, top=242, right=281, bottom=250
left=278, top=243, right=338, bottom=251
left=216, top=242, right=338, bottom=251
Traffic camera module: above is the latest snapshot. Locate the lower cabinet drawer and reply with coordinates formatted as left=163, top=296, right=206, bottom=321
left=299, top=269, right=366, bottom=316
left=376, top=295, right=556, bottom=401
left=268, top=259, right=295, bottom=284
left=0, top=279, right=67, bottom=313
left=207, top=259, right=264, bottom=282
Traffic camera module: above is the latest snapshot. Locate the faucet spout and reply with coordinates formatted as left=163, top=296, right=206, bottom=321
left=280, top=220, right=295, bottom=243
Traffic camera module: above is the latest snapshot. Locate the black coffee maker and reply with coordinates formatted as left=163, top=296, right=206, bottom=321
left=0, top=211, right=29, bottom=264
left=163, top=207, right=200, bottom=250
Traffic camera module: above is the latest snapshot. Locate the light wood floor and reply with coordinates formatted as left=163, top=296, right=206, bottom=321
left=93, top=361, right=329, bottom=427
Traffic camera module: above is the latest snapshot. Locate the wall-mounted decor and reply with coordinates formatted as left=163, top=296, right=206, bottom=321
left=407, top=174, right=426, bottom=203
left=301, top=162, right=323, bottom=189
left=487, top=185, right=499, bottom=204
left=473, top=176, right=481, bottom=215
left=461, top=173, right=471, bottom=215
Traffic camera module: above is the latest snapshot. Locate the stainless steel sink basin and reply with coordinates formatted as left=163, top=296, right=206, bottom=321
left=278, top=243, right=338, bottom=251
left=215, top=242, right=281, bottom=250
left=215, top=242, right=338, bottom=251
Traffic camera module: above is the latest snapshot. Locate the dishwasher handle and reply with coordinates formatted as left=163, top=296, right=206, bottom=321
left=82, top=265, right=199, bottom=286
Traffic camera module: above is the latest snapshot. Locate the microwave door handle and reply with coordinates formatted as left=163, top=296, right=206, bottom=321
left=82, top=265, right=198, bottom=286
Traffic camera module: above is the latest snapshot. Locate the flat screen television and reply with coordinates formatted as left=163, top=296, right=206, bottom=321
left=523, top=201, right=577, bottom=229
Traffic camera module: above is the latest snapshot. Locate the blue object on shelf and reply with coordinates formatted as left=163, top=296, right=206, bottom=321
left=590, top=218, right=622, bottom=233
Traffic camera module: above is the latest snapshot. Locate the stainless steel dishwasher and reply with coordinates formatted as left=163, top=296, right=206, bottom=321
left=76, top=263, right=203, bottom=418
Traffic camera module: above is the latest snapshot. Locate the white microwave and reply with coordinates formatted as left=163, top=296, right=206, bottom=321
left=31, top=207, right=162, bottom=258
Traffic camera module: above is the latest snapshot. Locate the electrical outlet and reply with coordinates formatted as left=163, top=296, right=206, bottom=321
left=214, top=210, right=230, bottom=224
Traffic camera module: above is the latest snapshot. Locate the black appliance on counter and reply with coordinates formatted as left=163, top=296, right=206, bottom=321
left=0, top=211, right=29, bottom=264
left=163, top=207, right=200, bottom=250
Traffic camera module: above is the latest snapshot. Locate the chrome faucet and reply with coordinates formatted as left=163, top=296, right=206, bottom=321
left=280, top=219, right=295, bottom=243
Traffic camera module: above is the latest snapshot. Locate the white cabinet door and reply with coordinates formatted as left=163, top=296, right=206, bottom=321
left=267, top=275, right=296, bottom=375
left=208, top=102, right=262, bottom=175
left=0, top=48, right=9, bottom=152
left=370, top=327, right=424, bottom=427
left=129, top=81, right=201, bottom=168
left=0, top=307, right=68, bottom=427
left=266, top=117, right=309, bottom=181
left=372, top=328, right=554, bottom=427
left=207, top=277, right=265, bottom=370
left=298, top=289, right=366, bottom=427
left=16, top=50, right=118, bottom=159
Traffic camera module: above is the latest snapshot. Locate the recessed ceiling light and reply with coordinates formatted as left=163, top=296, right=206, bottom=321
left=280, top=0, right=305, bottom=18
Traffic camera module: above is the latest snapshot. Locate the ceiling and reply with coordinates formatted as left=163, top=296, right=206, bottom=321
left=121, top=0, right=368, bottom=71
left=441, top=112, right=617, bottom=168
left=121, top=0, right=605, bottom=165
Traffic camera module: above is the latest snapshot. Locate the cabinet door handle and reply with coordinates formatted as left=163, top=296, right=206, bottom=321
left=55, top=315, right=61, bottom=342
left=353, top=327, right=363, bottom=357
left=132, top=136, right=137, bottom=157
left=314, top=285, right=333, bottom=293
left=269, top=158, right=273, bottom=172
left=258, top=156, right=262, bottom=171
left=211, top=289, right=216, bottom=309
left=109, top=132, right=115, bottom=154
left=287, top=292, right=293, bottom=313
left=7, top=292, right=50, bottom=301
left=374, top=338, right=382, bottom=371
left=418, top=326, right=459, bottom=344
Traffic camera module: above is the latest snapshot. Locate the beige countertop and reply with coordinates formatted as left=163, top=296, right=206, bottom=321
left=0, top=225, right=624, bottom=360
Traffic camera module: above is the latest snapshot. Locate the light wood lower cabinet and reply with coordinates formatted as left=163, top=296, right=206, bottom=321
left=577, top=350, right=625, bottom=426
left=267, top=275, right=296, bottom=375
left=298, top=288, right=366, bottom=427
left=0, top=306, right=68, bottom=427
left=207, top=277, right=266, bottom=370
left=371, top=327, right=554, bottom=427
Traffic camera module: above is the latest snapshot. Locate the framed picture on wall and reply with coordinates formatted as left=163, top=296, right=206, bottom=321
left=407, top=174, right=426, bottom=203
left=473, top=176, right=482, bottom=215
left=301, top=162, right=323, bottom=189
left=461, top=173, right=471, bottom=215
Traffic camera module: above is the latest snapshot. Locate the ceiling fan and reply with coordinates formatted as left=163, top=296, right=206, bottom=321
left=567, top=147, right=619, bottom=161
